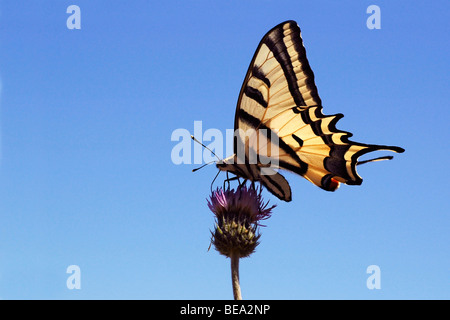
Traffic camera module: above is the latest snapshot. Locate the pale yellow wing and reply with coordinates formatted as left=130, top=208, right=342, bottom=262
left=234, top=21, right=404, bottom=196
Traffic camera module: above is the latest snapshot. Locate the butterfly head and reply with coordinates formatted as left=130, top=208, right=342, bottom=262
left=215, top=155, right=236, bottom=172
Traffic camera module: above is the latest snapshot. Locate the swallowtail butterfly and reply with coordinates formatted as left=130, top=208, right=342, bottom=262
left=215, top=20, right=404, bottom=202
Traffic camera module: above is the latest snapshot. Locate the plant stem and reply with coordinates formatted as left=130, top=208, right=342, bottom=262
left=230, top=251, right=242, bottom=300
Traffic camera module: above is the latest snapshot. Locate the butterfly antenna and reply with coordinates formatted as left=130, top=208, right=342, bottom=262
left=210, top=169, right=221, bottom=193
left=357, top=155, right=394, bottom=166
left=191, top=135, right=221, bottom=161
left=192, top=160, right=215, bottom=172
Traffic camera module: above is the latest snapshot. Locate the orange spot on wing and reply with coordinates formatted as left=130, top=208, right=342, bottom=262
left=330, top=178, right=340, bottom=191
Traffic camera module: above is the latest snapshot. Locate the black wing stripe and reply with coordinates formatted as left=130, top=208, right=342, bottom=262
left=252, top=65, right=271, bottom=88
left=292, top=134, right=304, bottom=147
left=244, top=157, right=258, bottom=181
left=324, top=145, right=352, bottom=180
left=278, top=159, right=307, bottom=176
left=260, top=174, right=288, bottom=201
left=244, top=85, right=268, bottom=109
left=263, top=25, right=306, bottom=107
left=258, top=170, right=292, bottom=202
left=238, top=109, right=308, bottom=172
left=289, top=24, right=321, bottom=107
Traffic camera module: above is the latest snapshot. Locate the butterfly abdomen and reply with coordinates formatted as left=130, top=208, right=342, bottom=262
left=216, top=155, right=263, bottom=182
left=216, top=155, right=293, bottom=202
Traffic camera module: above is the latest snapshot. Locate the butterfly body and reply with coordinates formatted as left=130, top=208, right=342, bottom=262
left=217, top=153, right=294, bottom=201
left=218, top=20, right=404, bottom=202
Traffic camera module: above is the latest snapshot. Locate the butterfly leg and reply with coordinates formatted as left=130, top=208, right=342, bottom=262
left=224, top=173, right=240, bottom=190
left=210, top=169, right=221, bottom=193
left=239, top=178, right=248, bottom=188
left=223, top=171, right=230, bottom=189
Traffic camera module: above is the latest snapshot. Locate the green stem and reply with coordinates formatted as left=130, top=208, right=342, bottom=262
left=230, top=251, right=242, bottom=300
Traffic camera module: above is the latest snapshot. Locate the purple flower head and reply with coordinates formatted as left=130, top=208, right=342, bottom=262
left=207, top=185, right=276, bottom=258
left=207, top=185, right=275, bottom=224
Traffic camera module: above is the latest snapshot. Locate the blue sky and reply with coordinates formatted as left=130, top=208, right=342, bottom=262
left=0, top=0, right=448, bottom=299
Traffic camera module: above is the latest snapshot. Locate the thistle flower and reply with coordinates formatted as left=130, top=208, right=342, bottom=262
left=207, top=184, right=276, bottom=299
